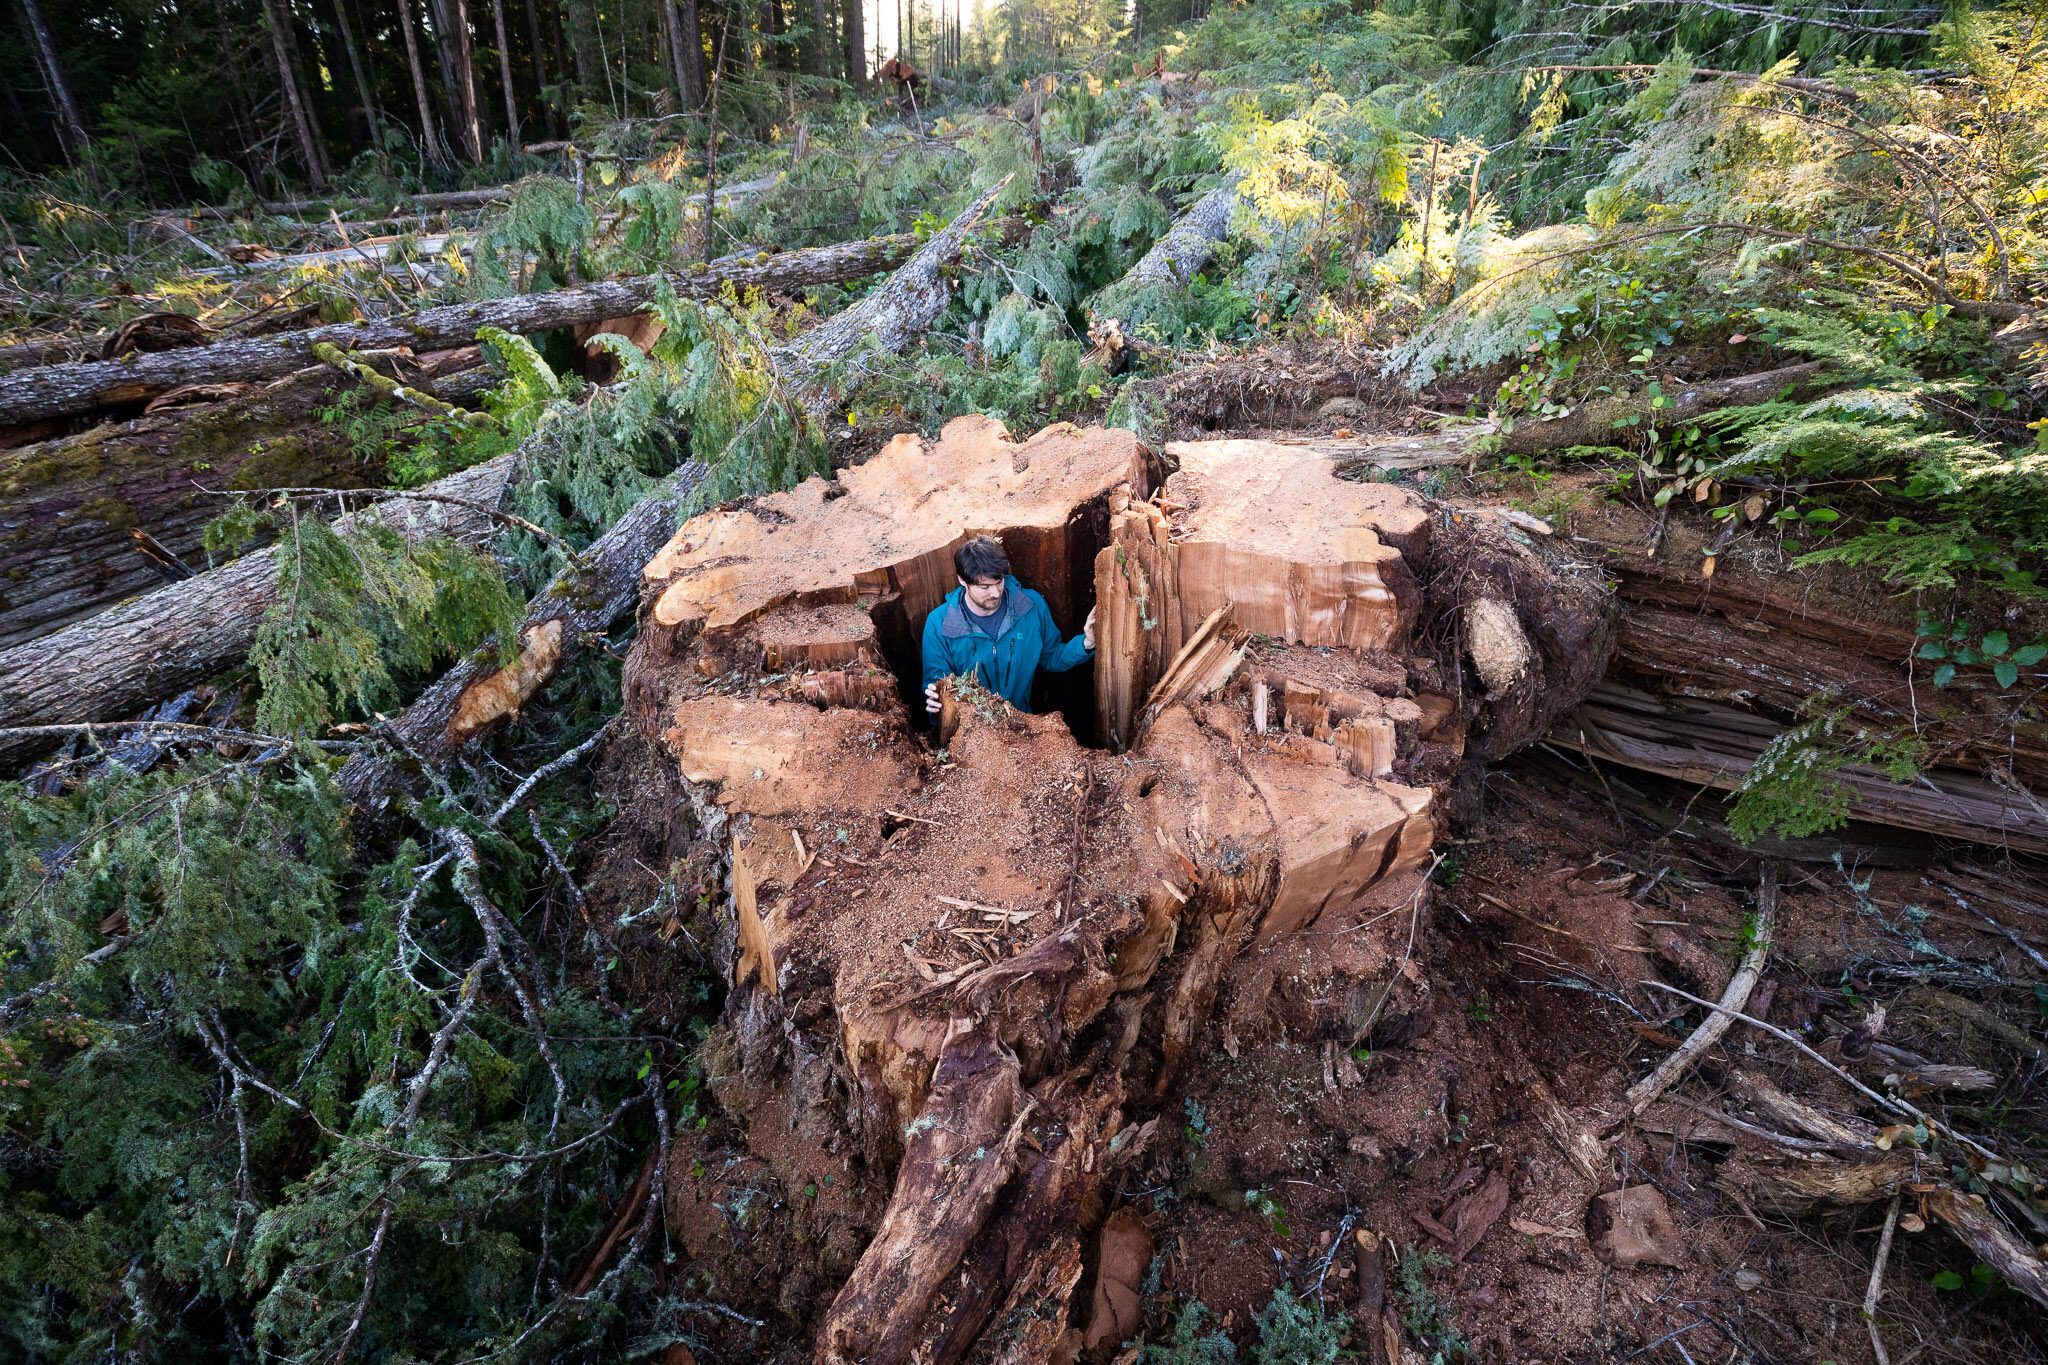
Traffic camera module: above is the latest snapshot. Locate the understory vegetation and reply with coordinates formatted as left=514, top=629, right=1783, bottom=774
left=3, top=0, right=2046, bottom=1356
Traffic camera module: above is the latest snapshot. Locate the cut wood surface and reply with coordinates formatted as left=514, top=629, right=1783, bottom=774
left=642, top=414, right=1144, bottom=648
left=0, top=232, right=921, bottom=426
left=620, top=421, right=1606, bottom=1363
left=0, top=453, right=517, bottom=768
left=1094, top=438, right=1431, bottom=751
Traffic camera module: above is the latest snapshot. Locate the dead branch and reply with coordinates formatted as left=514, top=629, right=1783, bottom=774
left=1613, top=861, right=1778, bottom=1125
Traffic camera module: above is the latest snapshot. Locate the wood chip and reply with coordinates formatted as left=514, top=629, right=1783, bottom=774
left=1509, top=1217, right=1585, bottom=1241
left=901, top=941, right=936, bottom=981
left=937, top=894, right=1016, bottom=916
left=1158, top=878, right=1189, bottom=904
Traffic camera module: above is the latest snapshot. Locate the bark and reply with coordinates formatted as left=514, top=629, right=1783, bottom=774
left=0, top=356, right=482, bottom=650
left=265, top=0, right=331, bottom=188
left=18, top=0, right=89, bottom=162
left=191, top=186, right=511, bottom=219
left=1550, top=683, right=2048, bottom=853
left=489, top=0, right=520, bottom=146
left=0, top=454, right=518, bottom=770
left=0, top=232, right=923, bottom=425
left=430, top=0, right=485, bottom=161
left=842, top=0, right=866, bottom=92
left=1125, top=183, right=1243, bottom=290
left=1496, top=361, right=1828, bottom=456
left=672, top=0, right=704, bottom=107
left=772, top=178, right=1007, bottom=414
left=396, top=0, right=448, bottom=168
left=809, top=0, right=832, bottom=77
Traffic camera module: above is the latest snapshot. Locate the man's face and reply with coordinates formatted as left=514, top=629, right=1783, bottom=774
left=960, top=574, right=1004, bottom=614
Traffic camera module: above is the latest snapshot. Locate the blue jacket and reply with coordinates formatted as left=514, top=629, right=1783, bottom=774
left=920, top=576, right=1092, bottom=714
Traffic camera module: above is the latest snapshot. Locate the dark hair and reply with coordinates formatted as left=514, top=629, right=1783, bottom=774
left=954, top=535, right=1010, bottom=582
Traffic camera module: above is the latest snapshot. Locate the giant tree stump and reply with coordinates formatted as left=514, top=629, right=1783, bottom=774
left=619, top=417, right=1604, bottom=1362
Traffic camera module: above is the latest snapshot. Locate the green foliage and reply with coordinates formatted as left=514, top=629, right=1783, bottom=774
left=1249, top=1285, right=1347, bottom=1365
left=214, top=508, right=525, bottom=736
left=1396, top=1244, right=1467, bottom=1363
left=472, top=175, right=594, bottom=296
left=1135, top=1299, right=1237, bottom=1365
left=1728, top=698, right=1928, bottom=844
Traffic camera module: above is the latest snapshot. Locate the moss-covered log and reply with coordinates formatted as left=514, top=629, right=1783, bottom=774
left=0, top=453, right=516, bottom=769
left=0, top=353, right=490, bottom=650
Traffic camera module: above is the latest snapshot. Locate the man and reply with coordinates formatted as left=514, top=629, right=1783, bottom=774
left=922, top=536, right=1096, bottom=716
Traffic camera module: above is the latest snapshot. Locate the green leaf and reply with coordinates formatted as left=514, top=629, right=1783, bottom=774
left=1653, top=483, right=1676, bottom=506
left=1933, top=1271, right=1965, bottom=1291
left=1933, top=664, right=1957, bottom=687
left=1982, top=630, right=2010, bottom=657
left=2012, top=645, right=2048, bottom=666
left=1995, top=660, right=2019, bottom=689
left=1916, top=642, right=1947, bottom=661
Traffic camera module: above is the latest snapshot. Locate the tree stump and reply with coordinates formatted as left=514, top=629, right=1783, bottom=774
left=619, top=416, right=1606, bottom=1362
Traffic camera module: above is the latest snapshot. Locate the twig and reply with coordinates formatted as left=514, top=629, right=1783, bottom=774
left=486, top=724, right=609, bottom=829
left=1613, top=861, right=1777, bottom=1125
left=1942, top=886, right=2048, bottom=975
left=1865, top=1194, right=1901, bottom=1365
left=333, top=1201, right=395, bottom=1363
left=1638, top=981, right=1998, bottom=1162
left=0, top=721, right=350, bottom=750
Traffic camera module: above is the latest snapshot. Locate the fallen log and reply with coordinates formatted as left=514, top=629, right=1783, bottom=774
left=0, top=231, right=923, bottom=426
left=1121, top=182, right=1244, bottom=290
left=192, top=186, right=515, bottom=219
left=335, top=184, right=1012, bottom=812
left=0, top=453, right=516, bottom=770
left=0, top=351, right=489, bottom=649
left=1494, top=360, right=1828, bottom=455
left=612, top=419, right=1599, bottom=1359
left=1549, top=683, right=2048, bottom=853
left=1317, top=361, right=1833, bottom=476
left=335, top=460, right=704, bottom=815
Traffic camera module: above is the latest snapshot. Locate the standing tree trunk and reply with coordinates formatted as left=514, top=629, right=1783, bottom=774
left=488, top=0, right=519, bottom=146
left=673, top=0, right=704, bottom=106
left=520, top=0, right=557, bottom=137
left=809, top=0, right=831, bottom=77
left=331, top=0, right=391, bottom=171
left=17, top=0, right=89, bottom=163
left=396, top=0, right=449, bottom=167
left=562, top=0, right=600, bottom=100
left=842, top=0, right=865, bottom=91
left=430, top=0, right=484, bottom=162
left=263, top=0, right=330, bottom=187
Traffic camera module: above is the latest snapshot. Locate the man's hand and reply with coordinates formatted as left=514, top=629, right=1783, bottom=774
left=925, top=680, right=941, bottom=714
left=1083, top=606, right=1097, bottom=651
